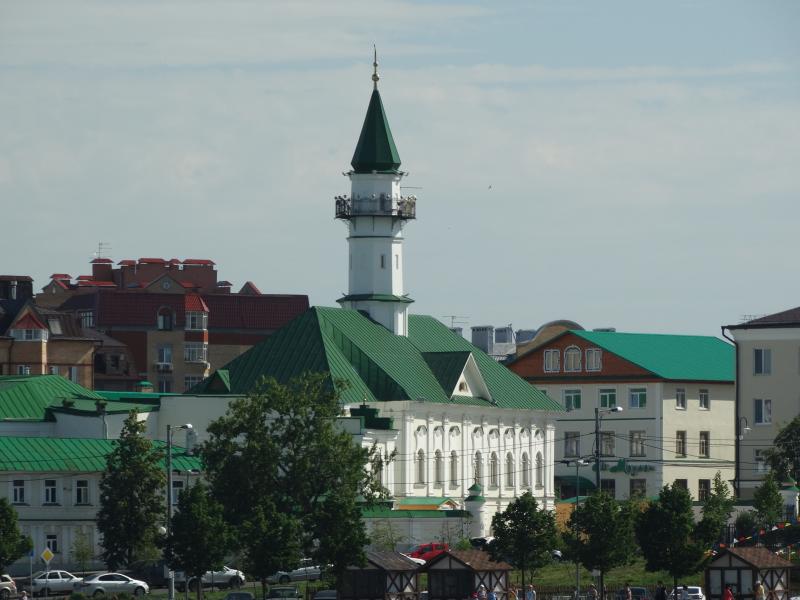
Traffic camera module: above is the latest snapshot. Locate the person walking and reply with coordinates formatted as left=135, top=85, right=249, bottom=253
left=754, top=581, right=765, bottom=600
left=526, top=584, right=536, bottom=600
left=654, top=582, right=667, bottom=600
left=488, top=588, right=497, bottom=600
left=723, top=584, right=735, bottom=600
left=587, top=584, right=598, bottom=600
left=478, top=585, right=488, bottom=600
left=624, top=583, right=633, bottom=600
left=680, top=585, right=689, bottom=600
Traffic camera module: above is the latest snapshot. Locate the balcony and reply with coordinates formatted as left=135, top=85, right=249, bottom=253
left=154, top=362, right=173, bottom=373
left=334, top=194, right=416, bottom=220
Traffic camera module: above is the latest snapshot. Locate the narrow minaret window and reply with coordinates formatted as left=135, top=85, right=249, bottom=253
left=380, top=255, right=386, bottom=269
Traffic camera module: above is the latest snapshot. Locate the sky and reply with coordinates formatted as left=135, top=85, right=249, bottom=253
left=1, top=0, right=798, bottom=338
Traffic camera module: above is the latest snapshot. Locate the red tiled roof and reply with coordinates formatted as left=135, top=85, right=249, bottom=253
left=185, top=294, right=209, bottom=312
left=78, top=281, right=117, bottom=287
left=178, top=281, right=198, bottom=289
left=12, top=312, right=48, bottom=330
left=182, top=259, right=216, bottom=266
left=239, top=281, right=262, bottom=295
left=117, top=260, right=136, bottom=266
left=138, top=258, right=167, bottom=264
left=217, top=281, right=232, bottom=287
left=76, top=275, right=94, bottom=281
left=723, top=547, right=792, bottom=568
left=91, top=258, right=113, bottom=264
left=51, top=280, right=70, bottom=289
left=50, top=274, right=72, bottom=280
left=168, top=258, right=181, bottom=265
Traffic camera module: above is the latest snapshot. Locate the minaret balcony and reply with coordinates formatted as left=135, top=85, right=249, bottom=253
left=334, top=194, right=416, bottom=220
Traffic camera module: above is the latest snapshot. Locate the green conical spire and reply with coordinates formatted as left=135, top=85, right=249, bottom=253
left=350, top=52, right=401, bottom=174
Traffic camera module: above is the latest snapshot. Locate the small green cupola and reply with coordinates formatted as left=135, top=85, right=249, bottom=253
left=350, top=51, right=401, bottom=174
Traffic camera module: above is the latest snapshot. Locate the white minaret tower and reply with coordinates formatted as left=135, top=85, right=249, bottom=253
left=335, top=50, right=417, bottom=336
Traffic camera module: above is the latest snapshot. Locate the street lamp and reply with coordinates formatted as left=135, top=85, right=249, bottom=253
left=593, top=406, right=622, bottom=599
left=166, top=424, right=193, bottom=600
left=560, top=458, right=588, bottom=599
left=735, top=417, right=751, bottom=497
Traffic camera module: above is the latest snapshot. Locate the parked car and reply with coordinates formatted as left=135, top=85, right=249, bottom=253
left=223, top=593, right=254, bottom=600
left=267, top=586, right=302, bottom=599
left=0, top=574, right=17, bottom=600
left=128, top=560, right=169, bottom=587
left=408, top=542, right=449, bottom=562
left=30, top=571, right=83, bottom=596
left=267, top=559, right=322, bottom=584
left=176, top=566, right=245, bottom=591
left=312, top=591, right=337, bottom=600
left=74, top=573, right=149, bottom=597
left=469, top=536, right=495, bottom=549
left=671, top=587, right=705, bottom=600
left=616, top=587, right=651, bottom=600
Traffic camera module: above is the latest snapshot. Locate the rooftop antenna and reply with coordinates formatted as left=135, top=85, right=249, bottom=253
left=372, top=44, right=379, bottom=90
left=93, top=241, right=112, bottom=260
left=442, top=315, right=469, bottom=328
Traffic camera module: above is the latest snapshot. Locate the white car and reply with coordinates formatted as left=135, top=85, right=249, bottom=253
left=176, top=566, right=245, bottom=591
left=266, top=559, right=322, bottom=584
left=74, top=573, right=149, bottom=597
left=671, top=587, right=705, bottom=600
left=30, top=571, right=83, bottom=596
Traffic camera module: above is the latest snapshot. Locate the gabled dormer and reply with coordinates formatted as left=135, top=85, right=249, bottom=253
left=422, top=351, right=493, bottom=402
left=8, top=309, right=49, bottom=341
left=145, top=274, right=185, bottom=294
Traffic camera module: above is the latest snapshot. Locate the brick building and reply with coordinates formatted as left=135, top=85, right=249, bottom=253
left=38, top=257, right=309, bottom=392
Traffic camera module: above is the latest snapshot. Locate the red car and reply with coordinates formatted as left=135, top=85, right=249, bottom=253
left=408, top=542, right=449, bottom=562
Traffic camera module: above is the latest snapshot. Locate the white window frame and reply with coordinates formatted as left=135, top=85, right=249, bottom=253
left=521, top=453, right=530, bottom=487
left=79, top=311, right=95, bottom=328
left=434, top=450, right=443, bottom=485
left=489, top=452, right=499, bottom=487
left=543, top=349, right=560, bottom=372
left=699, top=431, right=710, bottom=458
left=599, top=388, right=617, bottom=409
left=564, top=346, right=582, bottom=372
left=12, top=480, right=25, bottom=504
left=699, top=388, right=709, bottom=410
left=564, top=389, right=581, bottom=412
left=754, top=398, right=772, bottom=424
left=586, top=348, right=602, bottom=371
left=535, top=452, right=544, bottom=487
left=450, top=451, right=458, bottom=487
left=183, top=342, right=208, bottom=363
left=45, top=534, right=59, bottom=554
left=157, top=345, right=172, bottom=364
left=43, top=479, right=58, bottom=505
left=564, top=432, right=580, bottom=457
left=755, top=449, right=768, bottom=473
left=75, top=479, right=90, bottom=505
left=600, top=431, right=615, bottom=457
left=754, top=348, right=772, bottom=375
left=69, top=366, right=78, bottom=383
left=629, top=431, right=646, bottom=457
left=185, top=311, right=208, bottom=331
left=17, top=365, right=31, bottom=375
left=629, top=388, right=647, bottom=409
left=675, top=431, right=687, bottom=457
left=698, top=479, right=711, bottom=501
left=158, top=378, right=172, bottom=394
left=416, top=450, right=426, bottom=484
left=675, top=388, right=686, bottom=410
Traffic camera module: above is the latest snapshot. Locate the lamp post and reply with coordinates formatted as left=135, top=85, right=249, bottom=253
left=735, top=417, right=751, bottom=497
left=560, top=458, right=588, bottom=599
left=593, top=406, right=622, bottom=600
left=166, top=423, right=193, bottom=600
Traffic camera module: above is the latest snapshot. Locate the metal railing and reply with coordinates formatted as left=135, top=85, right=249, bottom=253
left=334, top=194, right=417, bottom=219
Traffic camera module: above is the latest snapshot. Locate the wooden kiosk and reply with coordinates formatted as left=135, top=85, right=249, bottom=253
left=423, top=550, right=512, bottom=600
left=339, top=550, right=420, bottom=600
left=705, top=547, right=792, bottom=600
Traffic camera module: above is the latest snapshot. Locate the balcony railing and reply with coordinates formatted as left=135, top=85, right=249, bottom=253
left=334, top=194, right=416, bottom=220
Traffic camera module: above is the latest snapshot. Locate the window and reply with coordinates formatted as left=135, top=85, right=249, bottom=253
left=49, top=366, right=59, bottom=375
left=754, top=348, right=772, bottom=375
left=69, top=366, right=78, bottom=383
left=11, top=329, right=47, bottom=341
left=601, top=479, right=616, bottom=498
left=172, top=480, right=184, bottom=505
left=12, top=480, right=25, bottom=504
left=450, top=451, right=458, bottom=486
left=489, top=453, right=499, bottom=487
left=506, top=453, right=514, bottom=487
left=79, top=311, right=95, bottom=328
left=416, top=450, right=425, bottom=484
left=629, top=388, right=647, bottom=408
left=699, top=479, right=711, bottom=501
left=754, top=398, right=772, bottom=424
left=44, top=479, right=58, bottom=504
left=535, top=452, right=543, bottom=487
left=675, top=431, right=687, bottom=457
left=564, top=432, right=580, bottom=457
left=699, top=389, right=709, bottom=410
left=564, top=389, right=582, bottom=411
left=158, top=378, right=172, bottom=393
left=474, top=451, right=482, bottom=484
left=755, top=449, right=768, bottom=473
left=601, top=432, right=615, bottom=457
left=380, top=255, right=386, bottom=269
left=676, top=388, right=686, bottom=410
left=48, top=318, right=63, bottom=335
left=629, top=431, right=646, bottom=457
left=46, top=535, right=59, bottom=554
left=564, top=346, right=582, bottom=372
left=599, top=388, right=617, bottom=409
left=75, top=480, right=89, bottom=505
left=17, top=365, right=31, bottom=375
left=434, top=450, right=443, bottom=485
left=630, top=479, right=646, bottom=497
left=185, top=311, right=208, bottom=331
left=184, top=342, right=208, bottom=363
left=157, top=345, right=172, bottom=364
left=544, top=349, right=560, bottom=372
left=157, top=308, right=173, bottom=331
left=184, top=375, right=203, bottom=391
left=674, top=479, right=688, bottom=490
left=522, top=453, right=530, bottom=487
left=457, top=381, right=467, bottom=392
left=699, top=431, right=710, bottom=458
left=586, top=348, right=602, bottom=371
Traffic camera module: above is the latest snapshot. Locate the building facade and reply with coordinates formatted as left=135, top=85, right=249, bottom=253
left=507, top=329, right=736, bottom=501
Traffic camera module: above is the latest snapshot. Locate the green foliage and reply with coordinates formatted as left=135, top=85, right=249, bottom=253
left=765, top=416, right=800, bottom=482
left=635, top=485, right=707, bottom=590
left=696, top=472, right=734, bottom=546
left=0, top=497, right=32, bottom=570
left=69, top=593, right=89, bottom=600
left=489, top=491, right=557, bottom=590
left=753, top=472, right=784, bottom=526
left=166, top=482, right=230, bottom=600
left=97, top=410, right=165, bottom=570
left=201, top=374, right=381, bottom=588
left=734, top=511, right=757, bottom=537
left=454, top=538, right=473, bottom=551
left=566, top=492, right=636, bottom=582
left=369, top=520, right=407, bottom=552
left=71, top=531, right=94, bottom=576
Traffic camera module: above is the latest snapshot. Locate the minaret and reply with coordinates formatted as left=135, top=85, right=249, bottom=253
left=335, top=50, right=417, bottom=336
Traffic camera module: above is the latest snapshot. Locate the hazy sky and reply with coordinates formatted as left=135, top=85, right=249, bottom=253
left=1, top=1, right=798, bottom=338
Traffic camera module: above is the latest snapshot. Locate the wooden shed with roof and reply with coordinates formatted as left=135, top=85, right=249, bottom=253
left=338, top=550, right=420, bottom=600
left=423, top=550, right=511, bottom=600
left=705, top=547, right=792, bottom=600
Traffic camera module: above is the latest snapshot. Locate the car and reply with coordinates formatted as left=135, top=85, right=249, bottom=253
left=176, top=566, right=245, bottom=591
left=408, top=543, right=449, bottom=562
left=30, top=571, right=83, bottom=596
left=469, top=537, right=495, bottom=550
left=267, top=559, right=322, bottom=584
left=74, top=573, right=149, bottom=597
left=312, top=591, right=337, bottom=600
left=671, top=587, right=705, bottom=600
left=616, top=588, right=651, bottom=600
left=223, top=593, right=254, bottom=600
left=128, top=560, right=169, bottom=587
left=0, top=574, right=17, bottom=600
left=267, top=586, right=302, bottom=599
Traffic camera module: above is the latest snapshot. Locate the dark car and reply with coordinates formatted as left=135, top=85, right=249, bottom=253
left=268, top=586, right=302, bottom=599
left=617, top=588, right=652, bottom=600
left=224, top=593, right=254, bottom=600
left=312, top=591, right=337, bottom=600
left=128, top=560, right=170, bottom=587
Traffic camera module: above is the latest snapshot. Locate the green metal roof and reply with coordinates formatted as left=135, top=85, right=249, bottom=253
left=337, top=293, right=414, bottom=304
left=397, top=496, right=459, bottom=506
left=361, top=506, right=470, bottom=519
left=97, top=391, right=174, bottom=401
left=351, top=89, right=401, bottom=174
left=0, top=375, right=103, bottom=421
left=0, top=437, right=201, bottom=473
left=194, top=307, right=561, bottom=412
left=51, top=398, right=159, bottom=415
left=569, top=330, right=734, bottom=382
left=422, top=351, right=471, bottom=395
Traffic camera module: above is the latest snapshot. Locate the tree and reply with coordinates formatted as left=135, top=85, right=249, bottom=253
left=201, top=374, right=383, bottom=596
left=734, top=511, right=757, bottom=537
left=566, top=492, right=636, bottom=590
left=696, top=472, right=735, bottom=546
left=370, top=520, right=407, bottom=552
left=165, top=483, right=230, bottom=600
left=0, top=498, right=32, bottom=570
left=753, top=472, right=784, bottom=527
left=97, top=410, right=165, bottom=570
left=635, top=484, right=707, bottom=590
left=71, top=532, right=94, bottom=576
left=489, top=491, right=557, bottom=591
left=765, top=416, right=800, bottom=482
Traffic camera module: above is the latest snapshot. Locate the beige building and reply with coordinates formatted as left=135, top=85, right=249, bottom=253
left=724, top=307, right=800, bottom=499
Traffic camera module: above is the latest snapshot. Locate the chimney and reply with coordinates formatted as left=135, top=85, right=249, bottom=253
left=9, top=280, right=16, bottom=300
left=449, top=327, right=463, bottom=338
left=495, top=326, right=513, bottom=344
left=471, top=326, right=494, bottom=355
left=91, top=258, right=114, bottom=282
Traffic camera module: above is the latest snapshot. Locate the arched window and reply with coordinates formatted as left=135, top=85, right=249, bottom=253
left=375, top=456, right=384, bottom=487
left=434, top=450, right=443, bottom=485
left=450, top=451, right=458, bottom=486
left=474, top=451, right=482, bottom=484
left=416, top=449, right=426, bottom=484
left=564, top=346, right=582, bottom=372
left=490, top=452, right=499, bottom=487
left=506, top=453, right=514, bottom=487
left=535, top=452, right=544, bottom=487
left=157, top=307, right=173, bottom=331
left=522, top=453, right=530, bottom=487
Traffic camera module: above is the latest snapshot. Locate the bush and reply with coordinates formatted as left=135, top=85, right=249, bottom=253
left=69, top=594, right=88, bottom=600
left=735, top=511, right=757, bottom=537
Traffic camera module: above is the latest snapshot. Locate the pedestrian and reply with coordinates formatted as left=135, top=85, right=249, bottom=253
left=754, top=581, right=765, bottom=600
left=488, top=588, right=497, bottom=600
left=527, top=584, right=536, bottom=600
left=624, top=583, right=632, bottom=600
left=654, top=581, right=667, bottom=600
left=509, top=586, right=518, bottom=600
left=588, top=584, right=598, bottom=600
left=479, top=585, right=488, bottom=600
left=723, top=584, right=734, bottom=600
left=680, top=586, right=689, bottom=600
left=20, top=592, right=28, bottom=600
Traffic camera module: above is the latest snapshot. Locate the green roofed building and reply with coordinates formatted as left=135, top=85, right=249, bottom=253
left=507, top=328, right=735, bottom=502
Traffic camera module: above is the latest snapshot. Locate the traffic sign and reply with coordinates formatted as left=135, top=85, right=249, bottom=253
left=40, top=548, right=54, bottom=564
